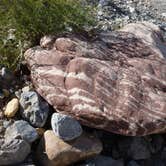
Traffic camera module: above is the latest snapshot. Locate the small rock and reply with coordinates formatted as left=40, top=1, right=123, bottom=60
left=4, top=98, right=19, bottom=118
left=22, top=85, right=33, bottom=92
left=1, top=67, right=15, bottom=83
left=127, top=160, right=140, bottom=166
left=5, top=120, right=38, bottom=143
left=0, top=138, right=31, bottom=165
left=36, top=130, right=103, bottom=166
left=20, top=91, right=49, bottom=127
left=86, top=155, right=124, bottom=166
left=40, top=35, right=56, bottom=49
left=51, top=113, right=83, bottom=141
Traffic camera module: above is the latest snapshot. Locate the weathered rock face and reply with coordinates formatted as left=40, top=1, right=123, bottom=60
left=25, top=22, right=166, bottom=136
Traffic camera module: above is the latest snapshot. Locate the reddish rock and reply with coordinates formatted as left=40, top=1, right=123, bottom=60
left=25, top=22, right=166, bottom=136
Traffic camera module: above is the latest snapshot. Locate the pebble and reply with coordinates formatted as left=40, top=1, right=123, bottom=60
left=20, top=91, right=49, bottom=127
left=5, top=120, right=38, bottom=143
left=4, top=98, right=19, bottom=118
left=22, top=85, right=33, bottom=92
left=51, top=113, right=83, bottom=141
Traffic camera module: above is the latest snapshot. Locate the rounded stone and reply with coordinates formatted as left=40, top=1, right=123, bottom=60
left=51, top=113, right=83, bottom=141
left=4, top=98, right=19, bottom=118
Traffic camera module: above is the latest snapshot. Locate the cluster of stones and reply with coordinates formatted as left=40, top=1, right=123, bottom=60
left=0, top=77, right=104, bottom=165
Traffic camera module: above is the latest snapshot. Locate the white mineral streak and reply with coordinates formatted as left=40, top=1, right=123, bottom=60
left=67, top=72, right=92, bottom=84
left=73, top=103, right=101, bottom=112
left=37, top=67, right=92, bottom=85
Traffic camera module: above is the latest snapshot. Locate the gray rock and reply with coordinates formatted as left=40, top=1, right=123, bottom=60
left=0, top=120, right=12, bottom=135
left=51, top=113, right=83, bottom=141
left=20, top=91, right=49, bottom=127
left=127, top=161, right=140, bottom=166
left=0, top=138, right=31, bottom=165
left=22, top=85, right=33, bottom=92
left=5, top=120, right=38, bottom=143
left=86, top=155, right=124, bottom=166
left=118, top=137, right=151, bottom=160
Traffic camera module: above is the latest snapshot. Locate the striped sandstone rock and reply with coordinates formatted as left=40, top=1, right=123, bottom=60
left=25, top=22, right=166, bottom=136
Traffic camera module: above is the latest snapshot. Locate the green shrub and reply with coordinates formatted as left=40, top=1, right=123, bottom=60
left=0, top=0, right=95, bottom=69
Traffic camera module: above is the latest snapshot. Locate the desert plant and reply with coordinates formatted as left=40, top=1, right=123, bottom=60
left=0, top=0, right=95, bottom=69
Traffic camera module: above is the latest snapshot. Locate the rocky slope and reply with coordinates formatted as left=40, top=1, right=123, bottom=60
left=93, top=0, right=166, bottom=34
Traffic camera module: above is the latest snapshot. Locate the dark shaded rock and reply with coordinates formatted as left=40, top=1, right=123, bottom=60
left=137, top=155, right=166, bottom=166
left=150, top=135, right=164, bottom=153
left=51, top=112, right=83, bottom=141
left=20, top=91, right=49, bottom=127
left=25, top=22, right=166, bottom=136
left=127, top=160, right=140, bottom=166
left=36, top=130, right=103, bottom=166
left=1, top=67, right=15, bottom=82
left=5, top=120, right=38, bottom=143
left=0, top=139, right=30, bottom=165
left=118, top=137, right=151, bottom=160
left=85, top=155, right=124, bottom=166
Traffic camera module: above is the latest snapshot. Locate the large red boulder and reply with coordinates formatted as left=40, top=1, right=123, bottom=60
left=25, top=22, right=166, bottom=136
